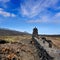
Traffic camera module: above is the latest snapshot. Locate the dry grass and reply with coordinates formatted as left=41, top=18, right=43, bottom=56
left=0, top=35, right=60, bottom=49
left=39, top=36, right=60, bottom=49
left=46, top=37, right=60, bottom=49
left=0, top=35, right=31, bottom=42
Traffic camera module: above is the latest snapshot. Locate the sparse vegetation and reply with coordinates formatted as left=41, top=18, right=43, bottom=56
left=0, top=35, right=31, bottom=42
left=40, top=36, right=60, bottom=49
left=0, top=28, right=60, bottom=60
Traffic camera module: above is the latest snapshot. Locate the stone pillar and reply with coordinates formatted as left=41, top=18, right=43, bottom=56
left=32, top=27, right=38, bottom=38
left=31, top=27, right=38, bottom=44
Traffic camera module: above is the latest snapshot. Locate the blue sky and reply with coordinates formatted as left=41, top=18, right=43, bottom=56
left=0, top=0, right=60, bottom=34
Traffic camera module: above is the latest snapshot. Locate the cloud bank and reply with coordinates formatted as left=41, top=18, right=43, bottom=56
left=0, top=0, right=60, bottom=22
left=20, top=0, right=59, bottom=17
left=0, top=8, right=16, bottom=17
left=0, top=0, right=10, bottom=3
left=27, top=13, right=60, bottom=24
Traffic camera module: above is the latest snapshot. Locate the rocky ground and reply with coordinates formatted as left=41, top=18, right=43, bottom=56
left=0, top=39, right=40, bottom=60
left=38, top=38, right=60, bottom=60
left=0, top=38, right=60, bottom=60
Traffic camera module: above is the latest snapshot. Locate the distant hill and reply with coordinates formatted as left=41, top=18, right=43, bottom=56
left=39, top=35, right=60, bottom=37
left=0, top=28, right=30, bottom=36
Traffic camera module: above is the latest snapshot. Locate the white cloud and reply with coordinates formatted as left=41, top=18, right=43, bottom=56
left=21, top=5, right=29, bottom=16
left=11, top=14, right=16, bottom=17
left=27, top=19, right=60, bottom=24
left=57, top=7, right=60, bottom=10
left=51, top=12, right=60, bottom=23
left=0, top=8, right=16, bottom=17
left=0, top=0, right=10, bottom=3
left=27, top=20, right=48, bottom=23
left=27, top=16, right=50, bottom=23
left=55, top=12, right=60, bottom=17
left=0, top=0, right=10, bottom=8
left=0, top=8, right=4, bottom=11
left=27, top=15, right=60, bottom=24
left=21, top=0, right=58, bottom=18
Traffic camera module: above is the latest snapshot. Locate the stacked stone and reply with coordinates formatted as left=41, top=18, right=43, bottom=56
left=32, top=37, right=54, bottom=60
